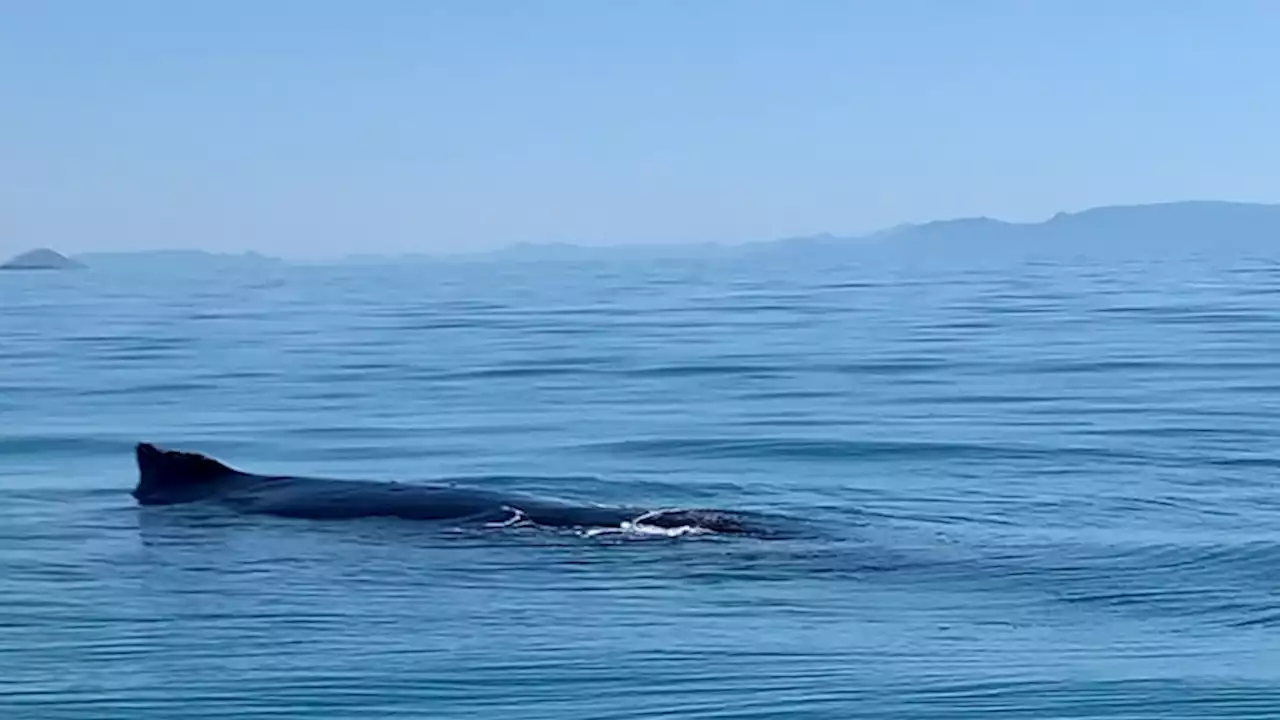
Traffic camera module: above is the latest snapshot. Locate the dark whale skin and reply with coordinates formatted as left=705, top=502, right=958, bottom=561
left=132, top=443, right=771, bottom=535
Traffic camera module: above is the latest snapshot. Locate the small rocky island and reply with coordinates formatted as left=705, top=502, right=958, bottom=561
left=0, top=248, right=84, bottom=270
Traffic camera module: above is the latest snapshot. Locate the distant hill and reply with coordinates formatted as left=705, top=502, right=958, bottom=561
left=0, top=248, right=84, bottom=270
left=1034, top=200, right=1280, bottom=252
left=771, top=200, right=1280, bottom=257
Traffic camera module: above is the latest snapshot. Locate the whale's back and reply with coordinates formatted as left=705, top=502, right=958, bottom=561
left=129, top=443, right=803, bottom=537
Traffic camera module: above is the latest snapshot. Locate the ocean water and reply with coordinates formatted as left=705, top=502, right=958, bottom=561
left=3, top=244, right=1280, bottom=718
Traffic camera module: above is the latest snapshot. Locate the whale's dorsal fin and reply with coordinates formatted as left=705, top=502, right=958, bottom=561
left=135, top=442, right=239, bottom=488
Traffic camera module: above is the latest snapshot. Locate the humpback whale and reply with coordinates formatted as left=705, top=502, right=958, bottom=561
left=131, top=443, right=782, bottom=536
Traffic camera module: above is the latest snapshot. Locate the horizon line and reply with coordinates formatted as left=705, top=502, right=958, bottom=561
left=8, top=197, right=1279, bottom=264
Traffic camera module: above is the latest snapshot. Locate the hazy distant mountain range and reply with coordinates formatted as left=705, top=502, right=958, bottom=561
left=470, top=200, right=1280, bottom=262
left=5, top=201, right=1278, bottom=269
left=72, top=249, right=286, bottom=269
left=462, top=200, right=1280, bottom=261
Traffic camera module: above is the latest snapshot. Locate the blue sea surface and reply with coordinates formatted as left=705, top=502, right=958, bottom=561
left=3, top=244, right=1280, bottom=718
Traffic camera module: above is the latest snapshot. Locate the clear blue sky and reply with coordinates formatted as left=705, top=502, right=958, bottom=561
left=3, top=1, right=1279, bottom=258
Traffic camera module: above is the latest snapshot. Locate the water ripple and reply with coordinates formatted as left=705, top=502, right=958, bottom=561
left=4, top=252, right=1280, bottom=718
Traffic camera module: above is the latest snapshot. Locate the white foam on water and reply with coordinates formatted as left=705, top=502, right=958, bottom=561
left=484, top=505, right=530, bottom=528
left=581, top=508, right=714, bottom=539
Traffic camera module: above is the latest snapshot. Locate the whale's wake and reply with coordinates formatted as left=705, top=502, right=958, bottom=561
left=486, top=505, right=718, bottom=538
left=485, top=505, right=531, bottom=529
left=581, top=509, right=716, bottom=539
